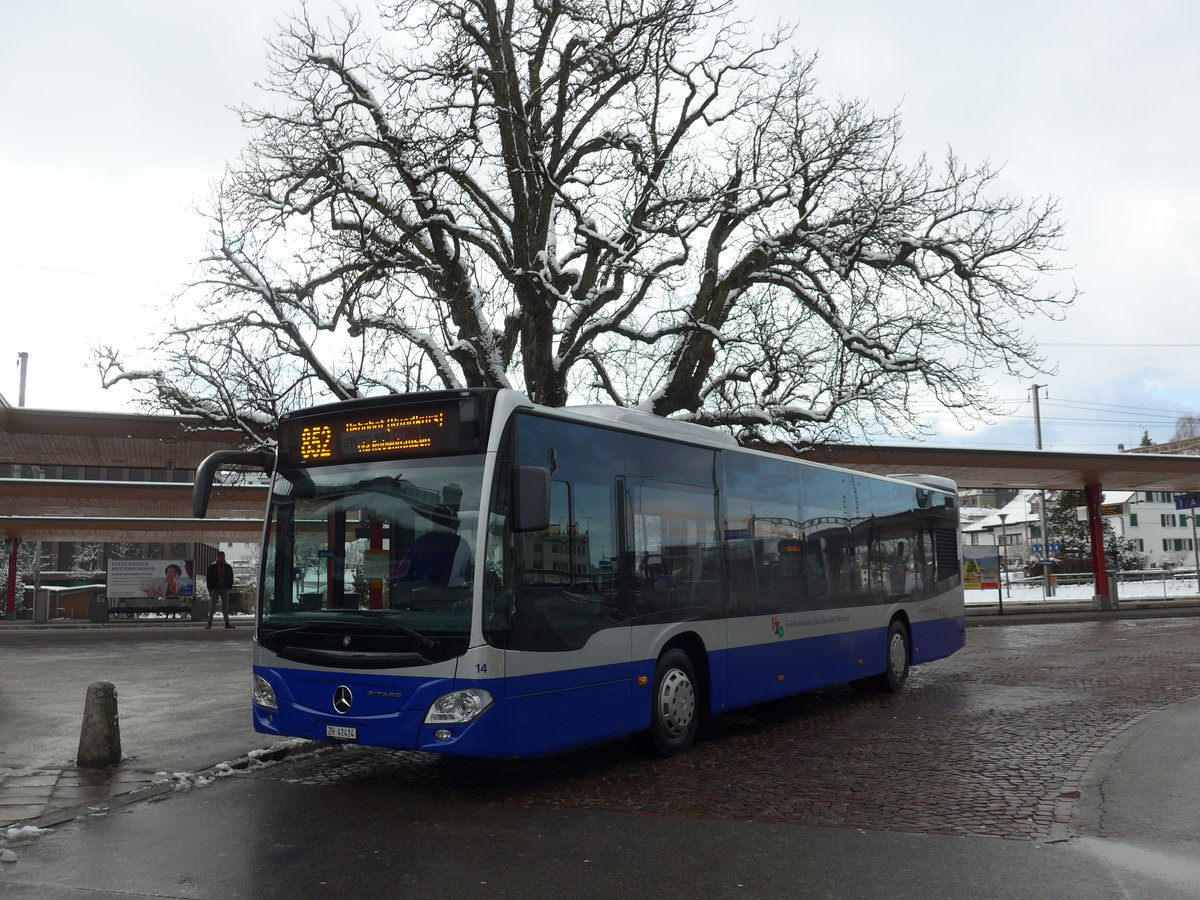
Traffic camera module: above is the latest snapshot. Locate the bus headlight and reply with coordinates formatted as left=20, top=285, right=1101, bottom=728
left=253, top=674, right=278, bottom=710
left=424, top=689, right=493, bottom=725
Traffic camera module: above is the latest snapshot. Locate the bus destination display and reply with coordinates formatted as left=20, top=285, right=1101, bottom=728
left=290, top=404, right=468, bottom=465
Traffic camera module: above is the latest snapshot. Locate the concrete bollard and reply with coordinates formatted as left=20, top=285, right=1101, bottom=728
left=76, top=681, right=122, bottom=767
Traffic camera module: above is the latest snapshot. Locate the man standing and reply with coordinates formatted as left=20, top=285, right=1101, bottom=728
left=205, top=551, right=236, bottom=630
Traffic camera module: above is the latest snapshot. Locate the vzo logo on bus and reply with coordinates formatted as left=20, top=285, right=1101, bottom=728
left=771, top=617, right=785, bottom=639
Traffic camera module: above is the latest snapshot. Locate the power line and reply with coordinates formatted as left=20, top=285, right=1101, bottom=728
left=999, top=419, right=1177, bottom=428
left=1044, top=399, right=1200, bottom=416
left=853, top=393, right=1197, bottom=447
left=912, top=412, right=1180, bottom=428
left=906, top=398, right=1197, bottom=417
left=1041, top=343, right=1200, bottom=348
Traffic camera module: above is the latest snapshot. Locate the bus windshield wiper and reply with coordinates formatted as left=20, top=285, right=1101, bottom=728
left=269, top=608, right=445, bottom=657
left=342, top=609, right=442, bottom=654
left=262, top=614, right=441, bottom=660
left=262, top=622, right=325, bottom=641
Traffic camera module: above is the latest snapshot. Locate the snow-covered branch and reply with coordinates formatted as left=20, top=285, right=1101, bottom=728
left=108, top=0, right=1070, bottom=444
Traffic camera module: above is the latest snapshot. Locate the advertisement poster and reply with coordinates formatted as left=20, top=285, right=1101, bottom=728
left=961, top=546, right=1000, bottom=591
left=107, top=559, right=195, bottom=601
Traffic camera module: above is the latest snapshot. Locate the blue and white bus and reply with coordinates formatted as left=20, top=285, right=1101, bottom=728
left=193, top=389, right=964, bottom=759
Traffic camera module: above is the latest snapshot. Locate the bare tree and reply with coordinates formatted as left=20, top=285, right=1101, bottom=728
left=69, top=543, right=104, bottom=583
left=100, top=0, right=1071, bottom=446
left=1171, top=414, right=1200, bottom=443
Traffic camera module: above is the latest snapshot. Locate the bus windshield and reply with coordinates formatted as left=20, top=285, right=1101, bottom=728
left=260, top=456, right=485, bottom=657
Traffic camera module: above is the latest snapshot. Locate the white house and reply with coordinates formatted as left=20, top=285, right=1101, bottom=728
left=1097, top=491, right=1200, bottom=570
left=960, top=488, right=1200, bottom=575
left=960, top=491, right=1042, bottom=575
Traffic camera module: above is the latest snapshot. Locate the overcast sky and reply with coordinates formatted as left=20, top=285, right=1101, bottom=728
left=2, top=0, right=1197, bottom=453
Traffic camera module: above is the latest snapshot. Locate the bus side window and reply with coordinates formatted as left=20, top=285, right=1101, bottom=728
left=516, top=480, right=572, bottom=586
left=572, top=482, right=619, bottom=602
left=509, top=413, right=630, bottom=651
left=629, top=481, right=720, bottom=619
left=722, top=452, right=801, bottom=615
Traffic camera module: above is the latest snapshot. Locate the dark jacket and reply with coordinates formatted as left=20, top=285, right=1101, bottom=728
left=206, top=561, right=234, bottom=592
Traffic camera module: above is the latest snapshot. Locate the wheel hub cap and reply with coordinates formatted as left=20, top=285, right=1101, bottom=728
left=889, top=633, right=906, bottom=674
left=658, top=668, right=695, bottom=736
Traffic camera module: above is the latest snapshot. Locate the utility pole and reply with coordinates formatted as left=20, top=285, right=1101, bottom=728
left=17, top=351, right=28, bottom=407
left=1031, top=384, right=1054, bottom=597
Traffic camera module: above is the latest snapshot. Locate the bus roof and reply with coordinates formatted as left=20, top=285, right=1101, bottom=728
left=564, top=405, right=739, bottom=450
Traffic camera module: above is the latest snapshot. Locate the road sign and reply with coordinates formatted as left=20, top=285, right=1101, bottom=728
left=1175, top=493, right=1200, bottom=510
left=1049, top=542, right=1061, bottom=552
left=1031, top=544, right=1041, bottom=553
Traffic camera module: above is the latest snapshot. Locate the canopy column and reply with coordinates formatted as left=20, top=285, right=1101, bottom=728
left=1085, top=483, right=1116, bottom=610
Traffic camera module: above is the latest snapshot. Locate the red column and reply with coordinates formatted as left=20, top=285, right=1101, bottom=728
left=369, top=521, right=384, bottom=610
left=1085, top=483, right=1109, bottom=602
left=5, top=537, right=19, bottom=616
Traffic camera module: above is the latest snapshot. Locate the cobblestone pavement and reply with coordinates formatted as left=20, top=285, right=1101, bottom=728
left=242, top=617, right=1200, bottom=841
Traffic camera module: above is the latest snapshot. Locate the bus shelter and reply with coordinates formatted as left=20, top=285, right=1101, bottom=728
left=0, top=395, right=266, bottom=616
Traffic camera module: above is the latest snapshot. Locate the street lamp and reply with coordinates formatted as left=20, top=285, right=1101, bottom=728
left=991, top=514, right=1005, bottom=616
left=997, top=512, right=1010, bottom=600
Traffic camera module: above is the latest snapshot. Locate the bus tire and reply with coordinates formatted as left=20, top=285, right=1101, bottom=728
left=874, top=618, right=911, bottom=693
left=649, top=648, right=699, bottom=756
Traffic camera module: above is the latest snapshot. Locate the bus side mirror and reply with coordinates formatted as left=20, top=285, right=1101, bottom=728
left=510, top=466, right=550, bottom=533
left=193, top=449, right=275, bottom=518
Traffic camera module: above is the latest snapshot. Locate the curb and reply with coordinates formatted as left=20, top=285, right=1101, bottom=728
left=0, top=617, right=255, bottom=633
left=966, top=601, right=1200, bottom=627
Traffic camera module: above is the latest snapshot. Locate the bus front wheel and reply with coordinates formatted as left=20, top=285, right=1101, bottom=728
left=649, top=648, right=699, bottom=756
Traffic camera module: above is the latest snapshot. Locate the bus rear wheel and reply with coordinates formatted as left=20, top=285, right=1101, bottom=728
left=874, top=619, right=911, bottom=692
left=649, top=648, right=699, bottom=756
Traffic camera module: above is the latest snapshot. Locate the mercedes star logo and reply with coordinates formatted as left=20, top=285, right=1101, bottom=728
left=333, top=685, right=353, bottom=714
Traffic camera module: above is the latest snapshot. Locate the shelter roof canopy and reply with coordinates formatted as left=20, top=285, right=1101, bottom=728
left=797, top=444, right=1200, bottom=492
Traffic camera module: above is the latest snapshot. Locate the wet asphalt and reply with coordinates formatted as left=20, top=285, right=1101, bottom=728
left=4, top=607, right=1200, bottom=898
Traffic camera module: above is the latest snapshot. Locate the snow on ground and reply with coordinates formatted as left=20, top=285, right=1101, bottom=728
left=967, top=576, right=1200, bottom=606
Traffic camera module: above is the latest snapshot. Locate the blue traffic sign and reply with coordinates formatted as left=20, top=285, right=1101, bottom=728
left=1175, top=493, right=1200, bottom=510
